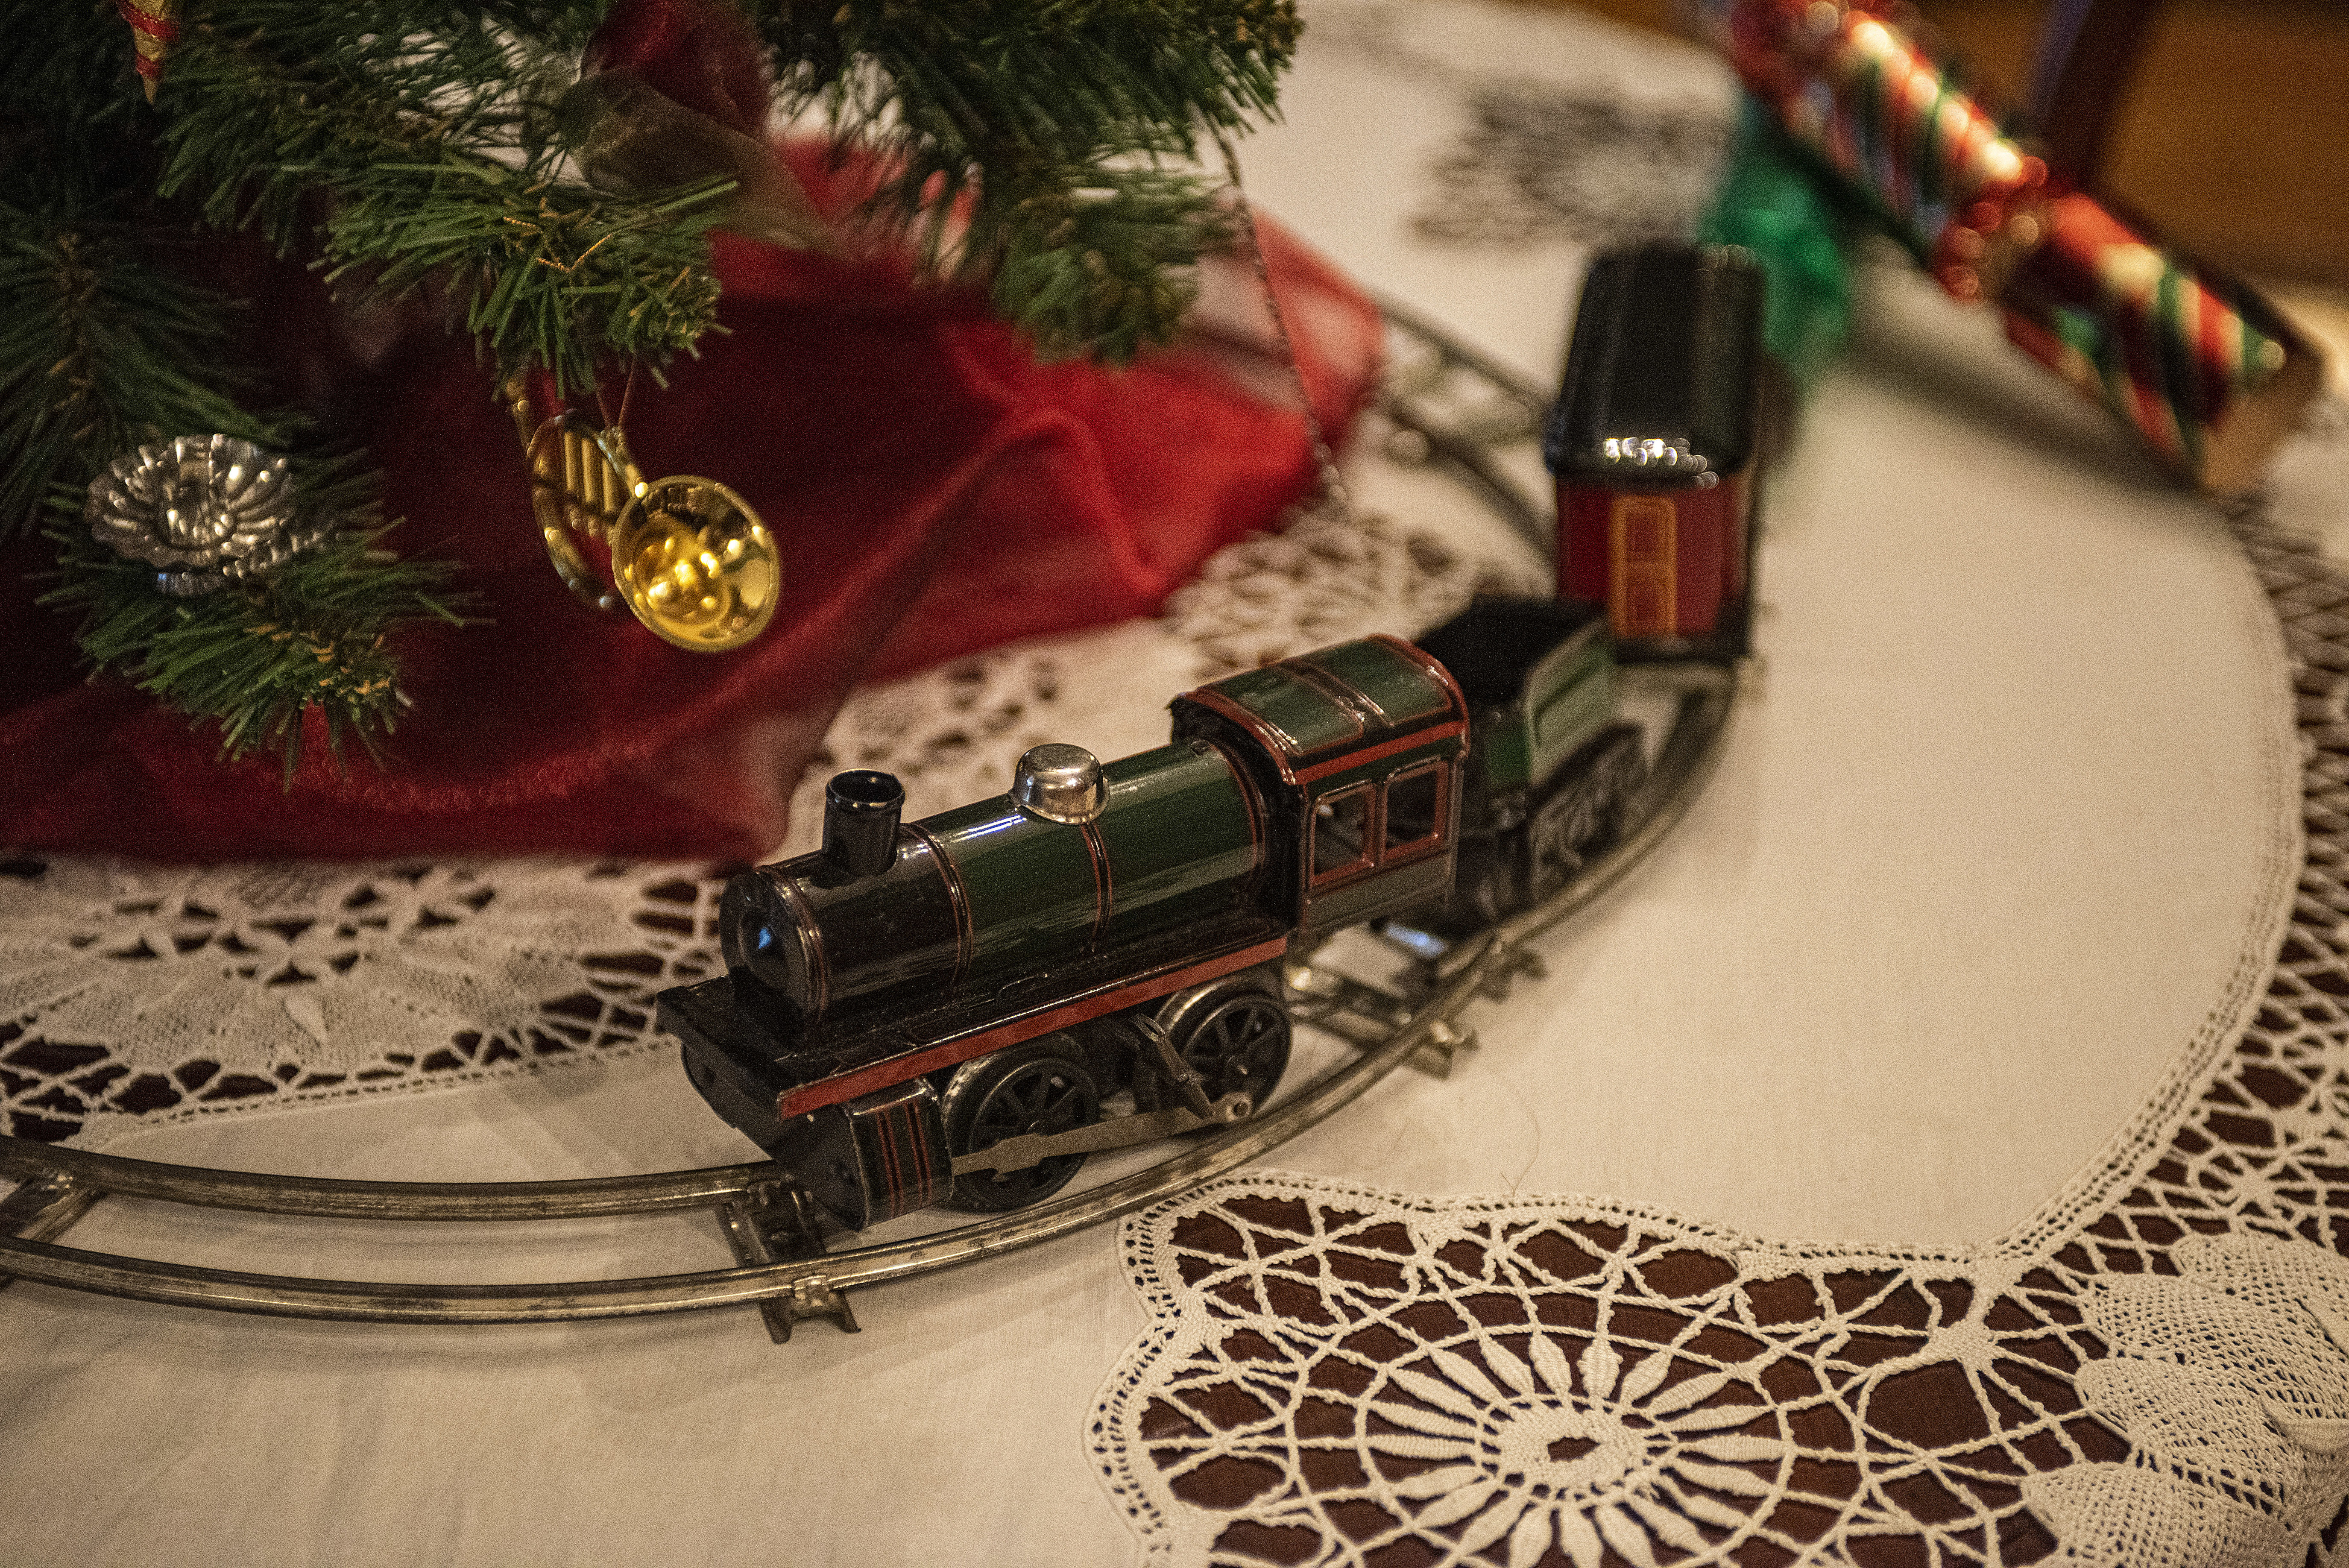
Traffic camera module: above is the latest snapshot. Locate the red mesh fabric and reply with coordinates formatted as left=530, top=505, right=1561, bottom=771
left=0, top=154, right=1381, bottom=862
left=580, top=0, right=768, bottom=135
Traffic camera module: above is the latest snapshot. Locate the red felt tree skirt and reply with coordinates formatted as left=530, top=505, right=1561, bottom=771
left=0, top=161, right=1381, bottom=862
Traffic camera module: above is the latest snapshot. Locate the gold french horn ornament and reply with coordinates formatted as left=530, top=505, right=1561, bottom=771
left=510, top=387, right=781, bottom=652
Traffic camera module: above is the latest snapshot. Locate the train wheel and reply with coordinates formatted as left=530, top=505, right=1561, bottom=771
left=938, top=1038, right=1101, bottom=1212
left=1596, top=729, right=1648, bottom=833
left=1141, top=981, right=1292, bottom=1118
left=1527, top=803, right=1576, bottom=903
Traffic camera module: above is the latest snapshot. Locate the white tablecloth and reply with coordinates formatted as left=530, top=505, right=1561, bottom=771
left=5, top=3, right=2346, bottom=1564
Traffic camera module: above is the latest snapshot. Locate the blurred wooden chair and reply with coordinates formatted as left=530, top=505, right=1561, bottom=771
left=1563, top=0, right=2348, bottom=293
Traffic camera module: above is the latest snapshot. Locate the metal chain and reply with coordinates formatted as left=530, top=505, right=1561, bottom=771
left=1216, top=130, right=1351, bottom=520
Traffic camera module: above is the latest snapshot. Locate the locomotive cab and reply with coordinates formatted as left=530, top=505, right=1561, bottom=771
left=1172, top=635, right=1471, bottom=937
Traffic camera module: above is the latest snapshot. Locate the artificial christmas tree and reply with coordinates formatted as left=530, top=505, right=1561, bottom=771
left=0, top=0, right=1381, bottom=857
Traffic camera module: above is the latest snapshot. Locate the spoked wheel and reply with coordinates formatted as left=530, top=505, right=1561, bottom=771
left=939, top=1038, right=1101, bottom=1212
left=1139, top=982, right=1292, bottom=1119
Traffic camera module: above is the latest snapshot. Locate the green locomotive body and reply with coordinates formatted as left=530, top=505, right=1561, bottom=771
left=659, top=635, right=1470, bottom=1231
left=714, top=738, right=1264, bottom=1040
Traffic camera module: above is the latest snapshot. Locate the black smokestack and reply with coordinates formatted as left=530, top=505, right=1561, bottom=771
left=822, top=770, right=903, bottom=879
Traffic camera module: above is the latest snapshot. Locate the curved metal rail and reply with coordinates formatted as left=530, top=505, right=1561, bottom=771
left=0, top=670, right=1732, bottom=1329
left=0, top=310, right=1741, bottom=1336
left=1373, top=293, right=1554, bottom=555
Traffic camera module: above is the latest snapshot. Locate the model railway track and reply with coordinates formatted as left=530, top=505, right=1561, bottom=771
left=0, top=312, right=1740, bottom=1342
left=0, top=670, right=1731, bottom=1339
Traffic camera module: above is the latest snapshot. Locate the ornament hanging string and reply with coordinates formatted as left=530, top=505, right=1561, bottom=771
left=1217, top=131, right=1351, bottom=522
left=595, top=363, right=640, bottom=434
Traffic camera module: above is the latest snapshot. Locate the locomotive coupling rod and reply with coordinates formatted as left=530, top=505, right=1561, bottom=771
left=951, top=1093, right=1253, bottom=1177
left=1136, top=1014, right=1217, bottom=1120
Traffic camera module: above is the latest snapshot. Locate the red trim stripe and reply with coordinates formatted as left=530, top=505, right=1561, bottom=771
left=872, top=1101, right=905, bottom=1209
left=911, top=1097, right=938, bottom=1201
left=907, top=824, right=971, bottom=991
left=778, top=935, right=1290, bottom=1119
left=1080, top=819, right=1113, bottom=946
left=115, top=0, right=177, bottom=41
left=1365, top=633, right=1470, bottom=721
left=1295, top=720, right=1467, bottom=785
left=1184, top=688, right=1300, bottom=783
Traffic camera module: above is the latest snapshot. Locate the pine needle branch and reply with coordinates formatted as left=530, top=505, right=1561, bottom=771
left=988, top=169, right=1236, bottom=362
left=769, top=0, right=1301, bottom=360
left=40, top=462, right=476, bottom=778
left=0, top=208, right=293, bottom=538
left=148, top=5, right=729, bottom=395
left=322, top=164, right=732, bottom=395
left=0, top=0, right=1305, bottom=774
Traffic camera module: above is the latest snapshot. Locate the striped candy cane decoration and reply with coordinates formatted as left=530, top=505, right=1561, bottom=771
left=2005, top=193, right=2298, bottom=485
left=1744, top=3, right=2045, bottom=296
left=1712, top=0, right=2321, bottom=487
left=113, top=0, right=179, bottom=102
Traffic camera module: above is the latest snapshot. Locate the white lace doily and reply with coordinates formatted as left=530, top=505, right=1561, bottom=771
left=0, top=470, right=1542, bottom=1150
left=1089, top=502, right=2349, bottom=1568
left=1305, top=4, right=1734, bottom=253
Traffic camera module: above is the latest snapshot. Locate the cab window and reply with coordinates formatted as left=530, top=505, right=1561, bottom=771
left=1383, top=764, right=1444, bottom=856
left=1311, top=786, right=1372, bottom=882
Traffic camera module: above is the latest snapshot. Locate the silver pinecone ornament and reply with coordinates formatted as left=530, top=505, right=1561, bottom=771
left=85, top=435, right=328, bottom=595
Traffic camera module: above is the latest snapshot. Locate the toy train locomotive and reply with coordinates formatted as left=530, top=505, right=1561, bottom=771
left=656, top=242, right=1765, bottom=1237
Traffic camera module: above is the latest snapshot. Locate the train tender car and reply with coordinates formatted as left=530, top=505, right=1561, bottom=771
left=1548, top=242, right=1766, bottom=662
left=1386, top=596, right=1647, bottom=942
left=657, top=636, right=1470, bottom=1232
